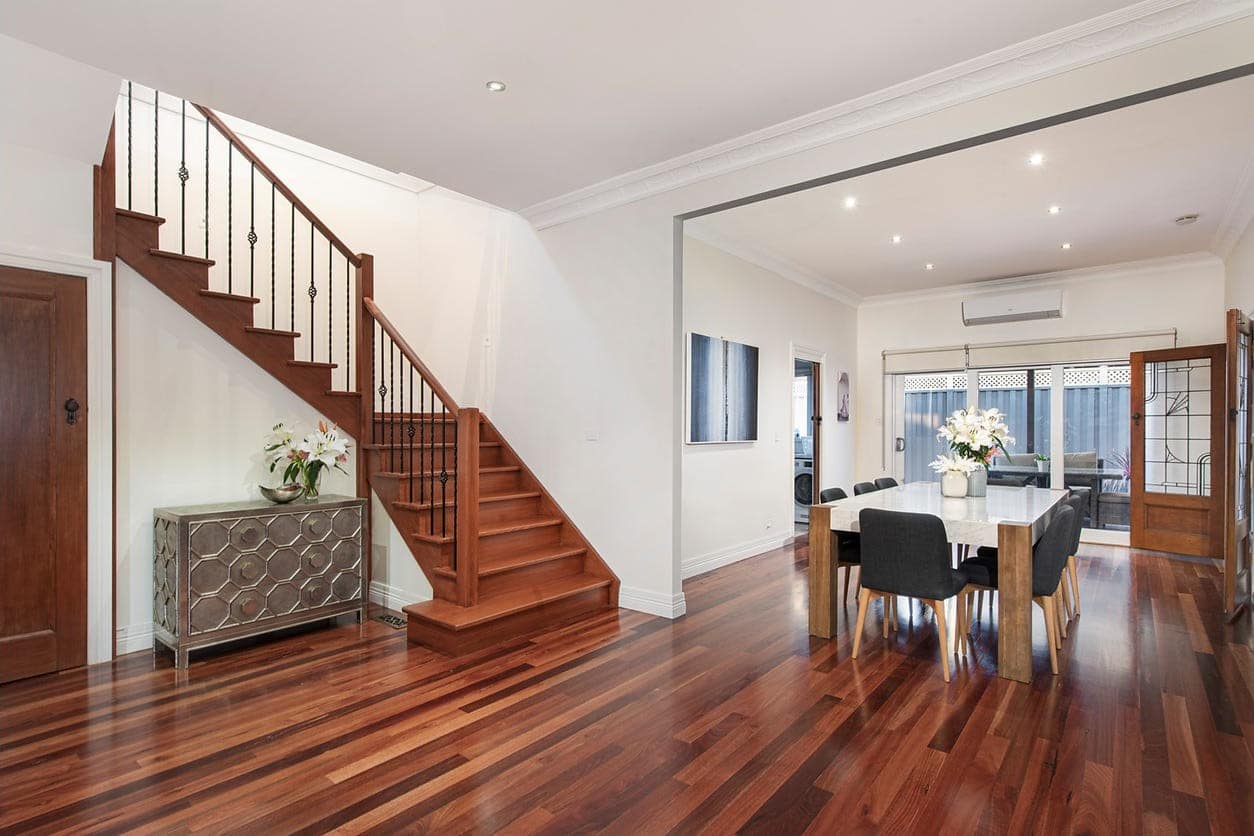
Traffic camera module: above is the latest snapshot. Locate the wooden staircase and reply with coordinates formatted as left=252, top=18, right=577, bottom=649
left=96, top=84, right=618, bottom=655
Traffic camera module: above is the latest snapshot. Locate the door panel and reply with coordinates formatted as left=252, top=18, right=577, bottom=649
left=0, top=266, right=88, bottom=683
left=1225, top=309, right=1252, bottom=615
left=1130, top=344, right=1226, bottom=558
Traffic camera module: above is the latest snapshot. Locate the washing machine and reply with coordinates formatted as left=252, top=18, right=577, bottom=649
left=794, top=435, right=814, bottom=523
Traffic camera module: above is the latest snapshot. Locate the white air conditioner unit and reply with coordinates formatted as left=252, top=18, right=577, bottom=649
left=962, top=289, right=1062, bottom=326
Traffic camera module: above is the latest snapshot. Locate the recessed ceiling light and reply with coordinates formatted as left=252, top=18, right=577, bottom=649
left=1028, top=152, right=1045, bottom=167
left=925, top=263, right=935, bottom=271
left=843, top=196, right=858, bottom=210
left=1061, top=242, right=1072, bottom=250
left=1048, top=205, right=1061, bottom=215
left=891, top=234, right=902, bottom=244
left=485, top=80, right=507, bottom=92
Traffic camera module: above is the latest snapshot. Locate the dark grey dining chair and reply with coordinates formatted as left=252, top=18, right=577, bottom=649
left=873, top=477, right=899, bottom=490
left=853, top=509, right=970, bottom=682
left=817, top=487, right=861, bottom=604
left=853, top=481, right=878, bottom=496
left=957, top=504, right=1078, bottom=674
left=819, top=487, right=845, bottom=503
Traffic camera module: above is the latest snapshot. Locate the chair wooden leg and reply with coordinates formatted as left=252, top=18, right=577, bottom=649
left=852, top=588, right=871, bottom=659
left=1041, top=595, right=1059, bottom=675
left=1056, top=590, right=1068, bottom=641
left=1068, top=555, right=1080, bottom=615
left=1059, top=571, right=1075, bottom=622
left=932, top=599, right=951, bottom=682
left=882, top=593, right=891, bottom=638
left=976, top=589, right=984, bottom=622
left=842, top=566, right=850, bottom=607
left=955, top=591, right=967, bottom=655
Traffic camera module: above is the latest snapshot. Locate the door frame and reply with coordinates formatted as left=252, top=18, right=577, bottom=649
left=1225, top=309, right=1252, bottom=617
left=1130, top=343, right=1226, bottom=558
left=792, top=344, right=824, bottom=517
left=0, top=245, right=114, bottom=665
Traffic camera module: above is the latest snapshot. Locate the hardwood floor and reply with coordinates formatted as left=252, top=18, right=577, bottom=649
left=2, top=538, right=1252, bottom=833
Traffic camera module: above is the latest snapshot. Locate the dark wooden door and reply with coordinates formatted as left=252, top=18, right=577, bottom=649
left=0, top=266, right=88, bottom=683
left=1130, top=344, right=1226, bottom=558
left=1225, top=310, right=1252, bottom=616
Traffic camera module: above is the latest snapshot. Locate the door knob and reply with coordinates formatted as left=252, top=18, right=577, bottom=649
left=64, top=398, right=80, bottom=425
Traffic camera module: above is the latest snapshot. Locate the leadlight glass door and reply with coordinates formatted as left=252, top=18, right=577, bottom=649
left=1225, top=310, right=1252, bottom=616
left=1130, top=344, right=1226, bottom=558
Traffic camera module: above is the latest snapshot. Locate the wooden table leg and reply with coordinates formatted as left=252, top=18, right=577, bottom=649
left=997, top=521, right=1033, bottom=682
left=808, top=505, right=836, bottom=638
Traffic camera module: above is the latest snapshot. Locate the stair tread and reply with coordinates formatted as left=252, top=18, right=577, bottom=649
left=116, top=208, right=165, bottom=225
left=287, top=359, right=338, bottom=370
left=480, top=516, right=562, bottom=537
left=200, top=289, right=260, bottom=304
left=432, top=543, right=587, bottom=579
left=403, top=573, right=610, bottom=629
left=394, top=490, right=539, bottom=512
left=149, top=248, right=214, bottom=266
left=246, top=326, right=301, bottom=338
left=323, top=390, right=360, bottom=398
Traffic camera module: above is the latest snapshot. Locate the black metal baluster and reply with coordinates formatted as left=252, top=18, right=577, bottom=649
left=371, top=319, right=378, bottom=446
left=270, top=184, right=276, bottom=329
left=126, top=81, right=132, bottom=210
left=153, top=89, right=159, bottom=216
left=248, top=162, right=256, bottom=297
left=227, top=141, right=232, bottom=293
left=377, top=323, right=387, bottom=468
left=419, top=379, right=426, bottom=507
left=389, top=339, right=396, bottom=474
left=345, top=259, right=351, bottom=390
left=452, top=405, right=458, bottom=560
left=440, top=403, right=448, bottom=541
left=179, top=98, right=187, bottom=253
left=289, top=203, right=295, bottom=331
left=308, top=224, right=316, bottom=361
left=327, top=240, right=333, bottom=374
left=408, top=365, right=415, bottom=510
left=204, top=113, right=209, bottom=260
left=398, top=354, right=405, bottom=475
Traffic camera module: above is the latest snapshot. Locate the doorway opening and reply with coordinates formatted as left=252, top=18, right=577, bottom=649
left=793, top=358, right=820, bottom=533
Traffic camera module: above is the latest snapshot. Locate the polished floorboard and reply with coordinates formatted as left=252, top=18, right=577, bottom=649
left=2, top=539, right=1253, bottom=834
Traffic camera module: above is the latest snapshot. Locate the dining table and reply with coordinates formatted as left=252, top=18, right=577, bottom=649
left=808, top=482, right=1069, bottom=682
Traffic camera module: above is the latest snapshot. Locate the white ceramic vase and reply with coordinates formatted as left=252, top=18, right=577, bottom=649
left=941, top=471, right=969, bottom=498
left=967, top=467, right=988, bottom=497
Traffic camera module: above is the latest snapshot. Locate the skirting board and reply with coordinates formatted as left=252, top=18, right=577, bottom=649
left=116, top=622, right=155, bottom=656
left=681, top=532, right=796, bottom=581
left=369, top=580, right=429, bottom=613
left=618, top=586, right=687, bottom=619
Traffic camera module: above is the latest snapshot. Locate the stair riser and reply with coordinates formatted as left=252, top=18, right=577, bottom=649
left=480, top=524, right=562, bottom=560
left=477, top=556, right=585, bottom=597
left=406, top=586, right=611, bottom=656
left=479, top=445, right=505, bottom=467
left=479, top=496, right=543, bottom=526
left=377, top=477, right=458, bottom=505
left=366, top=447, right=459, bottom=478
left=480, top=470, right=522, bottom=494
left=115, top=213, right=161, bottom=250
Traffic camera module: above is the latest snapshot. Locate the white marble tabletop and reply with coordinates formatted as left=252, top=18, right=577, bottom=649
left=817, top=482, right=1069, bottom=548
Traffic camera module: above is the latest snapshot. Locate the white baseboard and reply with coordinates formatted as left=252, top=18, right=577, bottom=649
left=116, top=621, right=155, bottom=656
left=618, top=586, right=687, bottom=619
left=681, top=532, right=795, bottom=580
left=369, top=580, right=429, bottom=612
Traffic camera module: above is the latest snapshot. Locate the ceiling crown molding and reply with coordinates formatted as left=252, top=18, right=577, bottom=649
left=522, top=0, right=1254, bottom=230
left=683, top=223, right=863, bottom=307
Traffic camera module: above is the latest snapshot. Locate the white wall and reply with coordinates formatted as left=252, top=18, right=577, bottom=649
left=854, top=255, right=1227, bottom=476
left=681, top=236, right=856, bottom=578
left=1225, top=215, right=1254, bottom=313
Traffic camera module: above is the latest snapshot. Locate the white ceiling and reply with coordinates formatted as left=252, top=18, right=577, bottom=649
left=687, top=75, right=1254, bottom=300
left=0, top=0, right=1138, bottom=210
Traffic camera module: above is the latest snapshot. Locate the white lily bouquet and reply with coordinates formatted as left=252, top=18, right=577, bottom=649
left=928, top=454, right=980, bottom=475
left=264, top=421, right=351, bottom=500
left=936, top=407, right=1013, bottom=470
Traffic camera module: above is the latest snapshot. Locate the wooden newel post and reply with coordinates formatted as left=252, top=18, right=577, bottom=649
left=455, top=407, right=481, bottom=606
left=354, top=253, right=374, bottom=612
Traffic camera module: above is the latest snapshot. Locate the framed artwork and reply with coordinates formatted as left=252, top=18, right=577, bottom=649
left=837, top=372, right=851, bottom=422
left=687, top=332, right=759, bottom=443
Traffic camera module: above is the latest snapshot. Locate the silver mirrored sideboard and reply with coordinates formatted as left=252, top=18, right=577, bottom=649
left=153, top=494, right=367, bottom=667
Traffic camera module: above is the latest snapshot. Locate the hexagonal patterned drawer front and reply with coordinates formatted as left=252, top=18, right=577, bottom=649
left=155, top=498, right=365, bottom=657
